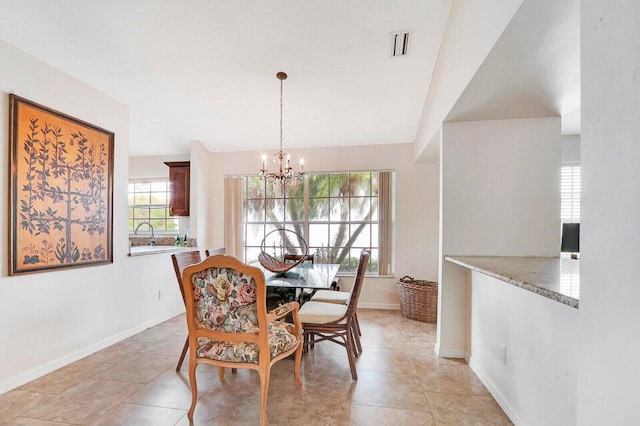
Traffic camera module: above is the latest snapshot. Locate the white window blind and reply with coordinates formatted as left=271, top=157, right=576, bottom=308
left=561, top=165, right=581, bottom=222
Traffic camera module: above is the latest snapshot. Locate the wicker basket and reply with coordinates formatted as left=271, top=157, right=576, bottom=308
left=397, top=276, right=438, bottom=323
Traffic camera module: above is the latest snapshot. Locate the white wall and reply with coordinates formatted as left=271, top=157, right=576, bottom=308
left=0, top=40, right=184, bottom=392
left=199, top=143, right=440, bottom=309
left=561, top=135, right=580, bottom=164
left=414, top=0, right=523, bottom=161
left=578, top=1, right=640, bottom=423
left=128, top=154, right=189, bottom=179
left=189, top=140, right=213, bottom=249
left=469, top=271, right=578, bottom=426
left=438, top=117, right=561, bottom=355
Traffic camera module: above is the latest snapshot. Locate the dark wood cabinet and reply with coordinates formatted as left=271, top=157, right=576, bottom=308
left=164, top=161, right=190, bottom=216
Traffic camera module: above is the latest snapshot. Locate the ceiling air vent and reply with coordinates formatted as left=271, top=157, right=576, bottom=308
left=390, top=31, right=410, bottom=57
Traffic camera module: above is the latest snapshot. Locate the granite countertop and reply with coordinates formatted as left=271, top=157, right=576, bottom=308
left=444, top=256, right=579, bottom=309
left=128, top=245, right=198, bottom=256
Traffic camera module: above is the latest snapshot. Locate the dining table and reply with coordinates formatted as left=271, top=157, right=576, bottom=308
left=255, top=262, right=340, bottom=291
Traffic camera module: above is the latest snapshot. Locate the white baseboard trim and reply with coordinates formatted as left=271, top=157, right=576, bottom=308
left=358, top=302, right=399, bottom=310
left=468, top=356, right=526, bottom=426
left=434, top=342, right=466, bottom=359
left=0, top=308, right=184, bottom=394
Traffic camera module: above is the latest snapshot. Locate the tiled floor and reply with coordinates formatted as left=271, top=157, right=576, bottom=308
left=1, top=309, right=512, bottom=425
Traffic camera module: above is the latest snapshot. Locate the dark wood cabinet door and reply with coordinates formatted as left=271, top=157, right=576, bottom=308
left=164, top=161, right=190, bottom=216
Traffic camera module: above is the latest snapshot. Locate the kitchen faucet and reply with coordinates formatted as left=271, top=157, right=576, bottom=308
left=134, top=222, right=156, bottom=246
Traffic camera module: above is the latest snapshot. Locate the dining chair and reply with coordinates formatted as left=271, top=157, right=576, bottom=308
left=205, top=247, right=227, bottom=256
left=310, top=283, right=363, bottom=344
left=182, top=254, right=303, bottom=425
left=283, top=253, right=314, bottom=263
left=297, top=249, right=370, bottom=380
left=170, top=250, right=202, bottom=371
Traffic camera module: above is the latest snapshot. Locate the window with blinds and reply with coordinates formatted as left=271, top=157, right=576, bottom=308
left=561, top=165, right=581, bottom=223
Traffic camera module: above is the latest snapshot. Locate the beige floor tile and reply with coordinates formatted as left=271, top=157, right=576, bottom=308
left=21, top=379, right=143, bottom=424
left=6, top=309, right=512, bottom=426
left=0, top=390, right=55, bottom=424
left=418, top=363, right=490, bottom=396
left=351, top=370, right=429, bottom=411
left=355, top=347, right=418, bottom=375
left=18, top=358, right=114, bottom=394
left=349, top=404, right=436, bottom=426
left=125, top=369, right=221, bottom=409
left=93, top=353, right=175, bottom=384
left=139, top=333, right=188, bottom=357
left=87, top=402, right=186, bottom=426
left=180, top=388, right=262, bottom=424
left=426, top=392, right=513, bottom=425
left=82, top=338, right=147, bottom=364
left=4, top=417, right=72, bottom=425
left=128, top=324, right=181, bottom=343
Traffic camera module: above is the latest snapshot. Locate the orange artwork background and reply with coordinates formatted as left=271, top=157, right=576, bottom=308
left=9, top=95, right=114, bottom=275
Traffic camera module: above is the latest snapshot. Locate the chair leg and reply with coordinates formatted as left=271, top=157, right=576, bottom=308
left=345, top=326, right=358, bottom=380
left=176, top=337, right=189, bottom=371
left=294, top=342, right=303, bottom=389
left=351, top=323, right=362, bottom=357
left=354, top=312, right=362, bottom=336
left=187, top=362, right=198, bottom=421
left=258, top=368, right=271, bottom=426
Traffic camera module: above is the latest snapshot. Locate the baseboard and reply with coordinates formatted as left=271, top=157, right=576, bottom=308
left=468, top=356, right=526, bottom=426
left=358, top=302, right=399, bottom=310
left=433, top=342, right=466, bottom=359
left=0, top=308, right=184, bottom=394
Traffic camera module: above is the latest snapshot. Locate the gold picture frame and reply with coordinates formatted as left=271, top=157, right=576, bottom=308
left=9, top=95, right=114, bottom=275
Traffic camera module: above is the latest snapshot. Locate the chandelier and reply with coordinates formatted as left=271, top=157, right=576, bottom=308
left=259, top=71, right=304, bottom=187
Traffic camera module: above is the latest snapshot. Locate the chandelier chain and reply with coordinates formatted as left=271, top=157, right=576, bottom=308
left=280, top=77, right=284, bottom=152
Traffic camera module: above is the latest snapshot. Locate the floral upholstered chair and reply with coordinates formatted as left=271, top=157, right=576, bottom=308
left=182, top=254, right=303, bottom=425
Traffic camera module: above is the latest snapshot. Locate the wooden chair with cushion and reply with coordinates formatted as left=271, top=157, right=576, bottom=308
left=182, top=254, right=303, bottom=425
left=310, top=282, right=363, bottom=344
left=170, top=250, right=202, bottom=371
left=298, top=249, right=370, bottom=380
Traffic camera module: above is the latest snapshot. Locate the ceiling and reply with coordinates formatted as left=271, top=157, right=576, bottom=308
left=0, top=0, right=452, bottom=157
left=446, top=0, right=580, bottom=135
left=0, top=0, right=581, bottom=159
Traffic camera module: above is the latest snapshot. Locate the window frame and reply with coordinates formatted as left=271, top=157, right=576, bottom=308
left=238, top=170, right=393, bottom=276
left=127, top=178, right=180, bottom=234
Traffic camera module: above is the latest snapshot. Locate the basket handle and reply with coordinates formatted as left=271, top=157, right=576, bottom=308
left=400, top=275, right=414, bottom=283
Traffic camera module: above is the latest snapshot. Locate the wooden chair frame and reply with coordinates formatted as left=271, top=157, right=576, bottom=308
left=205, top=247, right=227, bottom=257
left=170, top=250, right=202, bottom=371
left=301, top=250, right=370, bottom=380
left=182, top=254, right=303, bottom=425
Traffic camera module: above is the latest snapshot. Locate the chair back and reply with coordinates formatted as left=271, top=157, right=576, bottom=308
left=345, top=250, right=370, bottom=316
left=171, top=250, right=202, bottom=303
left=205, top=247, right=227, bottom=257
left=182, top=254, right=269, bottom=354
left=283, top=254, right=314, bottom=264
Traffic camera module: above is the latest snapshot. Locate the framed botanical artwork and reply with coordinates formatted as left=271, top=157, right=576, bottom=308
left=9, top=95, right=114, bottom=275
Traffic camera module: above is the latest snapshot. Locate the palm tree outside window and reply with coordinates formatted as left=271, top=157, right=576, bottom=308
left=229, top=171, right=393, bottom=275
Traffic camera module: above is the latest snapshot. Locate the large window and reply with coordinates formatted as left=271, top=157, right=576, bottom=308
left=128, top=180, right=179, bottom=233
left=240, top=171, right=392, bottom=275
